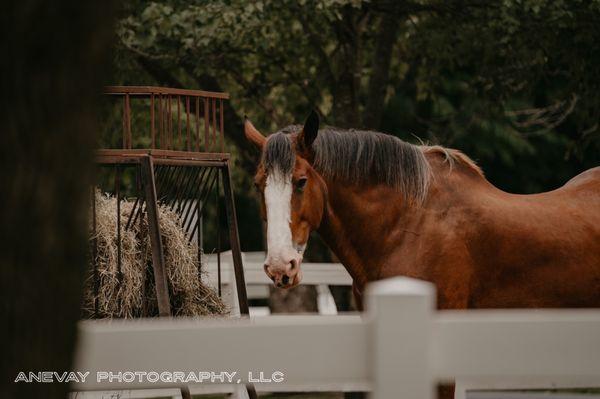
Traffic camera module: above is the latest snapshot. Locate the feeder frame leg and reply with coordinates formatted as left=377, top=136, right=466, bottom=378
left=179, top=386, right=192, bottom=399
left=220, top=161, right=250, bottom=316
left=140, top=155, right=172, bottom=317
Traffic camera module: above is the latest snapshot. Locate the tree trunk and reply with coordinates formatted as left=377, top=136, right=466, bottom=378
left=331, top=7, right=363, bottom=127
left=0, top=2, right=115, bottom=398
left=363, top=11, right=399, bottom=129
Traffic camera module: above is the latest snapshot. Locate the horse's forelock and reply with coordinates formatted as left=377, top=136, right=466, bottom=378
left=262, top=132, right=295, bottom=178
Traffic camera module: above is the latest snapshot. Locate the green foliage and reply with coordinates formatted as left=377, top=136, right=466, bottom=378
left=109, top=0, right=600, bottom=250
left=381, top=0, right=600, bottom=192
left=117, top=0, right=368, bottom=128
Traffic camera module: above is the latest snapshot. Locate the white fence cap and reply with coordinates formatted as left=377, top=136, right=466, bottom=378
left=366, top=276, right=435, bottom=297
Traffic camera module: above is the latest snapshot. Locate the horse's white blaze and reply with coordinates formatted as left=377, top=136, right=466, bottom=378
left=264, top=171, right=296, bottom=268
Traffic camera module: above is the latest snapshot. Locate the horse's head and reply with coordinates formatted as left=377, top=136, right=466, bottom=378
left=244, top=111, right=327, bottom=288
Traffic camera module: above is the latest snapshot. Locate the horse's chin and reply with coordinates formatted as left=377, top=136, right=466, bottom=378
left=282, top=269, right=303, bottom=289
left=293, top=268, right=303, bottom=286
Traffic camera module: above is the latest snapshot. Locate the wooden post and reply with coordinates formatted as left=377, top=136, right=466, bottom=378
left=366, top=277, right=435, bottom=399
left=140, top=155, right=172, bottom=317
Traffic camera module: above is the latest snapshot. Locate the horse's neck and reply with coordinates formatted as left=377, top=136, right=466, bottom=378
left=317, top=157, right=485, bottom=288
left=317, top=182, right=418, bottom=286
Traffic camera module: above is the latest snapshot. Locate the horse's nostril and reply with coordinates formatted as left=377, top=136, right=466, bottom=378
left=282, top=275, right=290, bottom=285
left=290, top=259, right=297, bottom=270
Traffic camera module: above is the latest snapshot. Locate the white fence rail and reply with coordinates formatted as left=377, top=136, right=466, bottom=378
left=205, top=251, right=352, bottom=316
left=72, top=277, right=600, bottom=398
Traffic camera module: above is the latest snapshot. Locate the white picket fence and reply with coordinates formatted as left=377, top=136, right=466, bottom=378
left=72, top=277, right=600, bottom=398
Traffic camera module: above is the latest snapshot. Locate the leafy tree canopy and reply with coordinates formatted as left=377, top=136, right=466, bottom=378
left=114, top=0, right=600, bottom=196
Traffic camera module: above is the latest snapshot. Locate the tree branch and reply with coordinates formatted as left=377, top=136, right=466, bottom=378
left=135, top=54, right=258, bottom=170
left=135, top=56, right=184, bottom=88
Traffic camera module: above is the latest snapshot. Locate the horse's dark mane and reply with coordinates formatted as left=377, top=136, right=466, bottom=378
left=263, top=125, right=481, bottom=204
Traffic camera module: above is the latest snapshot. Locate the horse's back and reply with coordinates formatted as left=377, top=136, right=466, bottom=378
left=562, top=166, right=600, bottom=192
left=549, top=166, right=600, bottom=212
left=524, top=166, right=600, bottom=208
left=506, top=166, right=600, bottom=241
left=465, top=167, right=600, bottom=308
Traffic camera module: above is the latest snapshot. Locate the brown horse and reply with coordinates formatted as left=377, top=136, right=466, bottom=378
left=244, top=110, right=600, bottom=310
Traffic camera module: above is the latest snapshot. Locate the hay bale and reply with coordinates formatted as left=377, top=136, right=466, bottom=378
left=84, top=191, right=227, bottom=318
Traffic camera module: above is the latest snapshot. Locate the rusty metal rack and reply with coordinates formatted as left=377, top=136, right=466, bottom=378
left=104, top=85, right=229, bottom=152
left=91, top=86, right=250, bottom=319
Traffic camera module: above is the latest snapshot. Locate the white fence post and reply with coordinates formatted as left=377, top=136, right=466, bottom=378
left=366, top=277, right=436, bottom=399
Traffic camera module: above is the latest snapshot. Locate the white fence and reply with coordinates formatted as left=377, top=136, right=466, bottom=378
left=72, top=277, right=600, bottom=398
left=204, top=251, right=352, bottom=316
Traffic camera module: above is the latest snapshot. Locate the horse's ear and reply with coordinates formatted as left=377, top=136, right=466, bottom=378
left=244, top=117, right=266, bottom=150
left=299, top=109, right=319, bottom=150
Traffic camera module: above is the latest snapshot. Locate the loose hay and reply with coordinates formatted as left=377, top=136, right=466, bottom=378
left=84, top=191, right=227, bottom=318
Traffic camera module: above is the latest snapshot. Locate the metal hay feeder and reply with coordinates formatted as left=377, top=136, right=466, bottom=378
left=90, top=86, right=250, bottom=318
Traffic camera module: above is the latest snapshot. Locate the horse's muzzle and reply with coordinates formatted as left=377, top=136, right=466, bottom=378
left=264, top=257, right=302, bottom=288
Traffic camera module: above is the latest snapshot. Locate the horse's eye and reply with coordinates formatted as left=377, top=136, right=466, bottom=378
left=296, top=177, right=307, bottom=191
